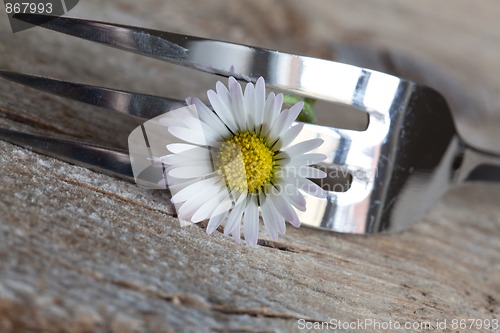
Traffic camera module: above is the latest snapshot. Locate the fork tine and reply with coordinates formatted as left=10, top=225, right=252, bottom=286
left=0, top=71, right=185, bottom=120
left=0, top=127, right=136, bottom=182
left=12, top=14, right=219, bottom=75
left=12, top=14, right=369, bottom=104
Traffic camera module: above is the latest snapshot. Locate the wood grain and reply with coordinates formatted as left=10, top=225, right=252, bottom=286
left=1, top=1, right=499, bottom=332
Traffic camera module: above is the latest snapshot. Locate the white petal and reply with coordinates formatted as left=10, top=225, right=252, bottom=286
left=167, top=143, right=201, bottom=154
left=216, top=80, right=231, bottom=103
left=243, top=196, right=259, bottom=246
left=168, top=126, right=207, bottom=145
left=175, top=146, right=211, bottom=159
left=224, top=200, right=246, bottom=241
left=260, top=193, right=280, bottom=240
left=254, top=77, right=266, bottom=127
left=277, top=181, right=307, bottom=211
left=233, top=189, right=249, bottom=206
left=269, top=192, right=301, bottom=227
left=283, top=139, right=324, bottom=157
left=198, top=123, right=226, bottom=145
left=284, top=102, right=304, bottom=126
left=168, top=164, right=213, bottom=178
left=187, top=97, right=231, bottom=139
left=175, top=145, right=210, bottom=158
left=263, top=193, right=286, bottom=236
left=282, top=165, right=327, bottom=179
left=262, top=93, right=283, bottom=136
left=262, top=92, right=276, bottom=132
left=208, top=89, right=238, bottom=133
left=287, top=153, right=327, bottom=166
left=231, top=227, right=241, bottom=243
left=164, top=161, right=213, bottom=176
left=297, top=177, right=328, bottom=198
left=278, top=123, right=304, bottom=150
left=283, top=192, right=307, bottom=212
left=158, top=110, right=199, bottom=128
left=191, top=187, right=231, bottom=222
left=211, top=194, right=233, bottom=217
left=306, top=166, right=327, bottom=179
left=161, top=152, right=211, bottom=165
left=229, top=77, right=247, bottom=130
left=271, top=93, right=284, bottom=123
left=177, top=183, right=223, bottom=220
left=171, top=177, right=219, bottom=203
left=167, top=177, right=200, bottom=193
left=206, top=211, right=227, bottom=235
left=269, top=102, right=303, bottom=141
left=243, top=82, right=256, bottom=130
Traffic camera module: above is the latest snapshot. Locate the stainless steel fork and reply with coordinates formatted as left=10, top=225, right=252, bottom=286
left=1, top=14, right=500, bottom=235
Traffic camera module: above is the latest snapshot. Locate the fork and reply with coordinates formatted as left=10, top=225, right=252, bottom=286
left=1, top=14, right=500, bottom=235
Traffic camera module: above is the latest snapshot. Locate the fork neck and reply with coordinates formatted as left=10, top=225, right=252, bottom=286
left=455, top=141, right=500, bottom=184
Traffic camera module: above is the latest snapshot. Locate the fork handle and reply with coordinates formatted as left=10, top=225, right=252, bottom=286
left=457, top=143, right=500, bottom=183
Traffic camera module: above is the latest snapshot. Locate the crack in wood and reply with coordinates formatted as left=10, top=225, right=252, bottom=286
left=256, top=240, right=302, bottom=253
left=210, top=305, right=321, bottom=322
left=56, top=176, right=175, bottom=217
left=82, top=270, right=323, bottom=323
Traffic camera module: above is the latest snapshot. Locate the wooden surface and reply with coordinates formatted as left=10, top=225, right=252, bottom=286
left=1, top=1, right=500, bottom=332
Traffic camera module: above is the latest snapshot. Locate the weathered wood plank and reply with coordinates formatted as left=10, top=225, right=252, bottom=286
left=1, top=1, right=499, bottom=332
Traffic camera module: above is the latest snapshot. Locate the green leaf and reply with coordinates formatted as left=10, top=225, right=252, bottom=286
left=283, top=95, right=317, bottom=123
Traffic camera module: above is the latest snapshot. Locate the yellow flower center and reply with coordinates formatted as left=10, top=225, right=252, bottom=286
left=215, top=131, right=275, bottom=193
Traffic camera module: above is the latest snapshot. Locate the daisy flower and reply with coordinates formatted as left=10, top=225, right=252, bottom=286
left=161, top=77, right=327, bottom=246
